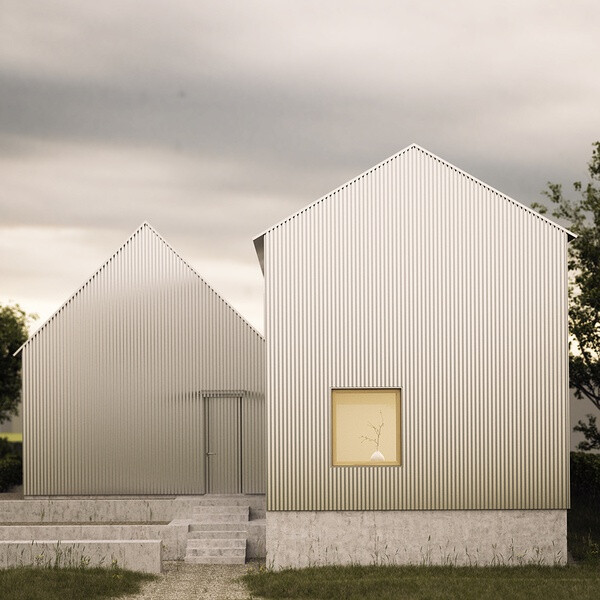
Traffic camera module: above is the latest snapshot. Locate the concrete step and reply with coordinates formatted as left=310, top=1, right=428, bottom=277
left=192, top=505, right=249, bottom=514
left=189, top=523, right=247, bottom=532
left=185, top=554, right=246, bottom=565
left=186, top=546, right=246, bottom=558
left=191, top=513, right=248, bottom=524
left=187, top=538, right=246, bottom=549
left=185, top=500, right=249, bottom=564
left=192, top=508, right=248, bottom=518
left=188, top=529, right=246, bottom=540
left=195, top=496, right=253, bottom=506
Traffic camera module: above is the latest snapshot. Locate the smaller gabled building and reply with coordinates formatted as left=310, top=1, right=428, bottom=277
left=17, top=222, right=265, bottom=496
left=254, top=144, right=572, bottom=568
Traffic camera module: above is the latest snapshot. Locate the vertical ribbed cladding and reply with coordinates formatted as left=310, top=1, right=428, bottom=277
left=242, top=393, right=266, bottom=493
left=264, top=146, right=570, bottom=512
left=22, top=223, right=265, bottom=495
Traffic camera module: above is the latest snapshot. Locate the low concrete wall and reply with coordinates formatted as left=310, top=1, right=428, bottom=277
left=0, top=540, right=161, bottom=574
left=0, top=523, right=187, bottom=560
left=0, top=496, right=268, bottom=562
left=267, top=510, right=567, bottom=569
left=0, top=495, right=266, bottom=523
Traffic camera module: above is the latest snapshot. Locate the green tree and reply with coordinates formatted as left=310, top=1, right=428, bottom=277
left=534, top=142, right=600, bottom=450
left=0, top=304, right=36, bottom=424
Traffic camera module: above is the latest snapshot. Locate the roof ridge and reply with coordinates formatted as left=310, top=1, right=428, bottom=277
left=253, top=143, right=575, bottom=245
left=15, top=222, right=263, bottom=355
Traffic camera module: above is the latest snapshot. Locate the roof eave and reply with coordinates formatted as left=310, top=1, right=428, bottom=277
left=253, top=234, right=265, bottom=275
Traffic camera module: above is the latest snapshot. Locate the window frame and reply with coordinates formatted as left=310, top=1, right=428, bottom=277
left=331, top=387, right=402, bottom=467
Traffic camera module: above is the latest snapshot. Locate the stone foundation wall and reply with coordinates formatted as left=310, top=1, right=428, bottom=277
left=266, top=510, right=567, bottom=569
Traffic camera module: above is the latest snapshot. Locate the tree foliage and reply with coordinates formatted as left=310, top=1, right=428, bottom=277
left=534, top=142, right=600, bottom=450
left=0, top=304, right=36, bottom=424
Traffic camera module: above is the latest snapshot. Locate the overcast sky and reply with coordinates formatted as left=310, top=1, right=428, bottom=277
left=1, top=0, right=599, bottom=334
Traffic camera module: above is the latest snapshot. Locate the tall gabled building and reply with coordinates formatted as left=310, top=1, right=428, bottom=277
left=254, top=144, right=572, bottom=568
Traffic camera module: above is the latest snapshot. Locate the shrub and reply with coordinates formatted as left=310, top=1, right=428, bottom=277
left=0, top=437, right=13, bottom=459
left=0, top=437, right=22, bottom=459
left=0, top=456, right=22, bottom=492
left=8, top=441, right=22, bottom=459
left=571, top=452, right=600, bottom=501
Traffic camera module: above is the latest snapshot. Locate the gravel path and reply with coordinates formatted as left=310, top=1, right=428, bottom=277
left=122, top=561, right=257, bottom=600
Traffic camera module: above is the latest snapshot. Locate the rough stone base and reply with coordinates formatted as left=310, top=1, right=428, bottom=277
left=266, top=510, right=567, bottom=569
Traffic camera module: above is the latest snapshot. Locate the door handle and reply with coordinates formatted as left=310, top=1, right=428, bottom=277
left=206, top=452, right=216, bottom=456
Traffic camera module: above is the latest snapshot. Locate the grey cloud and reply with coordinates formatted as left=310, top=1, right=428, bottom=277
left=2, top=0, right=600, bottom=334
left=2, top=1, right=600, bottom=268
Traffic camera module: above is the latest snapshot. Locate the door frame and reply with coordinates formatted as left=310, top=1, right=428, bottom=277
left=204, top=393, right=243, bottom=494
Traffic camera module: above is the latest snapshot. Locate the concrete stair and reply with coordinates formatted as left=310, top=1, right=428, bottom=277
left=184, top=503, right=249, bottom=565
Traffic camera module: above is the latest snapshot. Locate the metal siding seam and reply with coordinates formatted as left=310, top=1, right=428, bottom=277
left=557, top=234, right=563, bottom=506
left=23, top=348, right=29, bottom=494
left=561, top=233, right=566, bottom=505
left=34, top=335, right=40, bottom=495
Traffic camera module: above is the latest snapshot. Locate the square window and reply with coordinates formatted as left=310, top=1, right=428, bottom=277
left=332, top=388, right=401, bottom=466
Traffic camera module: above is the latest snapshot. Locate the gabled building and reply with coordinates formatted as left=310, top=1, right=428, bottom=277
left=254, top=144, right=572, bottom=568
left=17, top=222, right=265, bottom=496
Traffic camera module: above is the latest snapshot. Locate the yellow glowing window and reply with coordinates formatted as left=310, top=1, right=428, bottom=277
left=332, top=389, right=401, bottom=466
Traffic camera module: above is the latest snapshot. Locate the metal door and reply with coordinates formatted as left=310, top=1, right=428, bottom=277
left=205, top=396, right=241, bottom=494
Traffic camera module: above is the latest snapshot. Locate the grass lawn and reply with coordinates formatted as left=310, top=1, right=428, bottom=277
left=244, top=564, right=600, bottom=600
left=0, top=567, right=154, bottom=600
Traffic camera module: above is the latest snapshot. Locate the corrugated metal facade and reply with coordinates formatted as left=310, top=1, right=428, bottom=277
left=261, top=145, right=570, bottom=511
left=22, top=223, right=265, bottom=495
left=242, top=395, right=267, bottom=493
